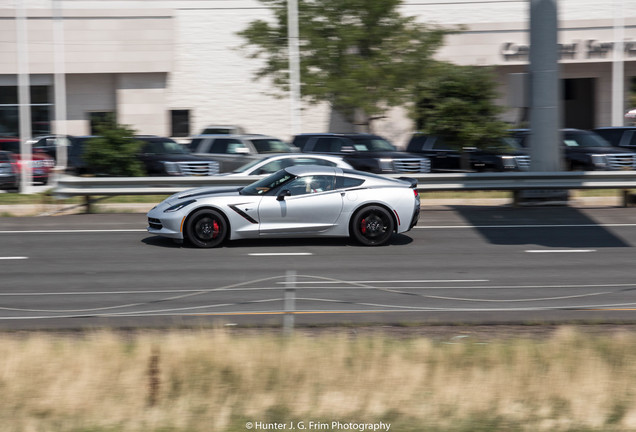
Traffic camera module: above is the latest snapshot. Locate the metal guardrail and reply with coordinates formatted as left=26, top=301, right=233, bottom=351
left=54, top=171, right=636, bottom=212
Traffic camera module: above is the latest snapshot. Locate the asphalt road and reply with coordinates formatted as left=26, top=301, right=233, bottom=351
left=1, top=203, right=636, bottom=329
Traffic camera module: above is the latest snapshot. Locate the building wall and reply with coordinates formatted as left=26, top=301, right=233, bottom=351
left=1, top=0, right=636, bottom=146
left=0, top=7, right=174, bottom=74
left=65, top=73, right=115, bottom=135
left=117, top=73, right=167, bottom=135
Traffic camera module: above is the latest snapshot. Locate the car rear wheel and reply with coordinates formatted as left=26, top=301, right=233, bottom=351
left=350, top=205, right=394, bottom=246
left=185, top=209, right=228, bottom=248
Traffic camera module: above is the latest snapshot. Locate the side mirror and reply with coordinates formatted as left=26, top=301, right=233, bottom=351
left=276, top=189, right=291, bottom=201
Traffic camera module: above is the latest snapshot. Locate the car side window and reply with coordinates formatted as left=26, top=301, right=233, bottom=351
left=313, top=138, right=342, bottom=152
left=189, top=138, right=203, bottom=152
left=283, top=175, right=336, bottom=196
left=430, top=137, right=454, bottom=151
left=627, top=131, right=636, bottom=148
left=407, top=135, right=428, bottom=151
left=209, top=138, right=245, bottom=154
left=338, top=177, right=365, bottom=189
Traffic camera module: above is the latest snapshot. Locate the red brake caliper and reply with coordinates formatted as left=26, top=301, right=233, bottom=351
left=360, top=218, right=367, bottom=234
left=212, top=220, right=220, bottom=238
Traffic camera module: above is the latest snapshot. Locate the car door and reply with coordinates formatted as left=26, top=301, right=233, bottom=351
left=426, top=136, right=462, bottom=171
left=257, top=174, right=344, bottom=235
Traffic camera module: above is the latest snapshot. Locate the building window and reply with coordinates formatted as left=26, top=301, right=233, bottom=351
left=170, top=109, right=190, bottom=137
left=0, top=85, right=52, bottom=136
left=89, top=112, right=114, bottom=135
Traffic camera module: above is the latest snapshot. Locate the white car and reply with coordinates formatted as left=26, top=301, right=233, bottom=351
left=225, top=154, right=354, bottom=176
left=147, top=165, right=420, bottom=248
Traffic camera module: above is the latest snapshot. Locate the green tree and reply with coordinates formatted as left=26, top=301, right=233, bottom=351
left=411, top=62, right=510, bottom=149
left=83, top=118, right=145, bottom=176
left=238, top=0, right=452, bottom=131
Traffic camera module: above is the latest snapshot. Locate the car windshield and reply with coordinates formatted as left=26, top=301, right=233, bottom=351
left=240, top=169, right=295, bottom=195
left=232, top=158, right=265, bottom=173
left=0, top=140, right=20, bottom=153
left=251, top=139, right=292, bottom=153
left=349, top=137, right=396, bottom=152
left=483, top=137, right=524, bottom=152
left=563, top=132, right=611, bottom=148
left=143, top=140, right=189, bottom=155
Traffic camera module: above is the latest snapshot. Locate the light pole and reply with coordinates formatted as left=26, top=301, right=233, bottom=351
left=53, top=0, right=68, bottom=170
left=612, top=0, right=625, bottom=126
left=287, top=0, right=301, bottom=137
left=16, top=0, right=33, bottom=194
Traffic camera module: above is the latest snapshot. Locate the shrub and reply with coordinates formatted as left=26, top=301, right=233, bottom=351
left=83, top=119, right=145, bottom=176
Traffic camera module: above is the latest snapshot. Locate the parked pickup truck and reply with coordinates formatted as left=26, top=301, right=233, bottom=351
left=292, top=133, right=431, bottom=174
left=66, top=135, right=220, bottom=176
left=190, top=134, right=295, bottom=172
left=405, top=133, right=530, bottom=172
left=510, top=128, right=636, bottom=171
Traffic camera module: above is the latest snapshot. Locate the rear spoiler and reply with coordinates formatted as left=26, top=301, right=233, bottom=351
left=397, top=177, right=418, bottom=188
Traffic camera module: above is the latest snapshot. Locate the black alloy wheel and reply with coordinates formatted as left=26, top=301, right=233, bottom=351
left=351, top=205, right=395, bottom=246
left=185, top=209, right=228, bottom=248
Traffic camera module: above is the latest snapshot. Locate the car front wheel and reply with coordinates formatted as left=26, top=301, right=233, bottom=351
left=185, top=209, right=228, bottom=248
left=350, top=205, right=394, bottom=246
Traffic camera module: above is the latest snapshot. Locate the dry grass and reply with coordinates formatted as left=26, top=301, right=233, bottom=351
left=1, top=326, right=636, bottom=431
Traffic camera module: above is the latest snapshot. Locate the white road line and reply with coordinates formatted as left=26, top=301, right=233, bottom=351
left=0, top=229, right=146, bottom=234
left=1, top=283, right=636, bottom=298
left=0, top=224, right=633, bottom=234
left=0, top=256, right=28, bottom=260
left=526, top=249, right=596, bottom=253
left=281, top=279, right=489, bottom=284
left=415, top=223, right=636, bottom=229
left=248, top=252, right=313, bottom=256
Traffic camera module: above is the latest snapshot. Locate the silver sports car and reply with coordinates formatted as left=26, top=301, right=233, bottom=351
left=147, top=165, right=420, bottom=247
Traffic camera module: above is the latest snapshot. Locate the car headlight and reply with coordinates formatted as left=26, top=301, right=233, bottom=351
left=163, top=161, right=182, bottom=175
left=163, top=199, right=196, bottom=213
left=590, top=154, right=608, bottom=168
left=500, top=156, right=518, bottom=169
left=378, top=158, right=393, bottom=171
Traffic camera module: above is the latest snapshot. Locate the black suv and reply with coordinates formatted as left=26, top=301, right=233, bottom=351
left=292, top=133, right=430, bottom=174
left=593, top=126, right=636, bottom=150
left=67, top=135, right=220, bottom=176
left=405, top=133, right=529, bottom=172
left=510, top=128, right=636, bottom=171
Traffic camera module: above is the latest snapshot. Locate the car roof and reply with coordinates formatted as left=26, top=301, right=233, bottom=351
left=259, top=153, right=343, bottom=161
left=294, top=133, right=384, bottom=138
left=134, top=135, right=177, bottom=142
left=284, top=165, right=344, bottom=177
left=594, top=126, right=636, bottom=130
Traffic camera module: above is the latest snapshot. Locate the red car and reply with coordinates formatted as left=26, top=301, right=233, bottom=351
left=0, top=151, right=18, bottom=191
left=0, top=138, right=55, bottom=185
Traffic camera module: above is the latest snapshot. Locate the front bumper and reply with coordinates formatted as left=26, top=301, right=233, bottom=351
left=146, top=203, right=187, bottom=240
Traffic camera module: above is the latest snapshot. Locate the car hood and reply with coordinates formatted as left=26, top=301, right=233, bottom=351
left=474, top=149, right=528, bottom=156
left=345, top=151, right=427, bottom=159
left=565, top=146, right=635, bottom=155
left=166, top=186, right=243, bottom=204
left=142, top=154, right=217, bottom=162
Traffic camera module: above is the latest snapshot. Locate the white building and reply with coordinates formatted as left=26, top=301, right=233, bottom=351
left=1, top=0, right=635, bottom=147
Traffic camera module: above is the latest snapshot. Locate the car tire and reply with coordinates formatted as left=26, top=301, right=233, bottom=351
left=185, top=209, right=228, bottom=248
left=350, top=205, right=394, bottom=246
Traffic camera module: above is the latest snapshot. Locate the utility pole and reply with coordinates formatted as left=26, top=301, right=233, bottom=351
left=528, top=0, right=561, bottom=172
